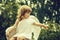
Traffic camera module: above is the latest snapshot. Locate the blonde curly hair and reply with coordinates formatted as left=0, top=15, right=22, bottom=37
left=17, top=5, right=32, bottom=21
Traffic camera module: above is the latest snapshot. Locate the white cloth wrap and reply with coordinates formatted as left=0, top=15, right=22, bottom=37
left=13, top=15, right=41, bottom=40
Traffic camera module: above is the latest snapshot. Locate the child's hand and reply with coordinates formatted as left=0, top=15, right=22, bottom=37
left=43, top=25, right=49, bottom=30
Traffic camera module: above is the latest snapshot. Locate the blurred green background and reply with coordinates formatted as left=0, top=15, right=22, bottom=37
left=0, top=0, right=60, bottom=40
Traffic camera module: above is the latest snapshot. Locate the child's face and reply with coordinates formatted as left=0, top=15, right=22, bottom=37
left=23, top=12, right=31, bottom=19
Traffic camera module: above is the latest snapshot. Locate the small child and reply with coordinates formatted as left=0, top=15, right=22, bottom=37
left=9, top=5, right=48, bottom=40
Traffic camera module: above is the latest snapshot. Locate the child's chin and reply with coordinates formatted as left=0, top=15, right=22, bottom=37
left=26, top=17, right=29, bottom=19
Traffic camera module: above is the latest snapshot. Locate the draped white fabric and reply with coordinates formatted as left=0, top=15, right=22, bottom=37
left=13, top=15, right=41, bottom=40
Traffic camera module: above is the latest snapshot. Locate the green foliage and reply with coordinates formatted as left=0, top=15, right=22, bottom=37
left=0, top=0, right=18, bottom=27
left=38, top=21, right=60, bottom=40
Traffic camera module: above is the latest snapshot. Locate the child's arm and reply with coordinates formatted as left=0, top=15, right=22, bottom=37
left=5, top=19, right=19, bottom=38
left=6, top=19, right=19, bottom=33
left=33, top=22, right=48, bottom=29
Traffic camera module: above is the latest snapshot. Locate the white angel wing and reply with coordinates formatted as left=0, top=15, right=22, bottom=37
left=30, top=15, right=41, bottom=40
left=30, top=15, right=39, bottom=22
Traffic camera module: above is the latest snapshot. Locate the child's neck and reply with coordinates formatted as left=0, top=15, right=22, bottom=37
left=22, top=17, right=29, bottom=20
